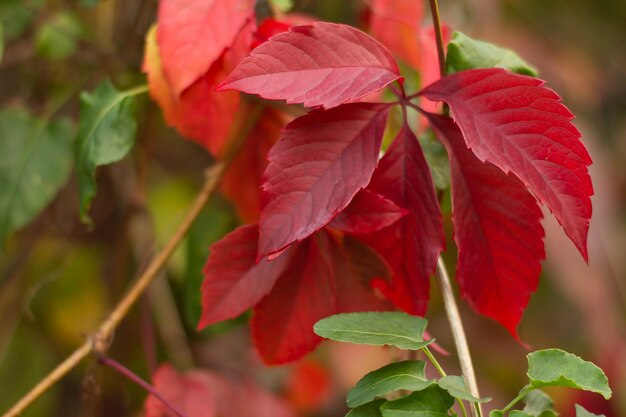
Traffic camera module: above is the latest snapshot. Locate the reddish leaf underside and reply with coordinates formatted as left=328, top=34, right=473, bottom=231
left=428, top=114, right=545, bottom=336
left=421, top=68, right=592, bottom=260
left=221, top=109, right=286, bottom=222
left=198, top=225, right=293, bottom=329
left=329, top=189, right=407, bottom=234
left=360, top=126, right=444, bottom=315
left=218, top=22, right=401, bottom=109
left=258, top=102, right=390, bottom=259
left=252, top=231, right=390, bottom=364
left=157, top=0, right=255, bottom=95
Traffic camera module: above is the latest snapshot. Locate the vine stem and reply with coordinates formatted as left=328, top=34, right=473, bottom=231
left=422, top=347, right=469, bottom=417
left=436, top=257, right=483, bottom=417
left=1, top=104, right=262, bottom=417
left=428, top=0, right=447, bottom=78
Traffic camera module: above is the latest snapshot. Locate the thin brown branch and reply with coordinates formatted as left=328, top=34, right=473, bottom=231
left=436, top=257, right=483, bottom=417
left=429, top=0, right=447, bottom=78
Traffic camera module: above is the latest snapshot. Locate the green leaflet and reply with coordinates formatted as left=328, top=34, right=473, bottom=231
left=527, top=349, right=612, bottom=399
left=314, top=312, right=432, bottom=350
left=521, top=389, right=557, bottom=417
left=0, top=108, right=74, bottom=242
left=437, top=375, right=491, bottom=403
left=446, top=32, right=538, bottom=77
left=35, top=12, right=82, bottom=60
left=575, top=404, right=604, bottom=417
left=510, top=412, right=533, bottom=417
left=379, top=385, right=454, bottom=417
left=347, top=360, right=434, bottom=408
left=75, top=80, right=146, bottom=223
left=346, top=400, right=386, bottom=417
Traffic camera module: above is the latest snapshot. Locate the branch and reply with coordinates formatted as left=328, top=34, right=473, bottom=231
left=1, top=104, right=263, bottom=417
left=429, top=0, right=447, bottom=78
left=436, top=257, right=483, bottom=417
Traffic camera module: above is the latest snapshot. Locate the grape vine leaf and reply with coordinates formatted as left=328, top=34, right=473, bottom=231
left=330, top=189, right=407, bottom=234
left=359, top=126, right=444, bottom=315
left=379, top=385, right=454, bottom=417
left=252, top=232, right=391, bottom=364
left=446, top=31, right=538, bottom=76
left=0, top=109, right=73, bottom=242
left=421, top=68, right=593, bottom=260
left=521, top=389, right=557, bottom=417
left=437, top=375, right=491, bottom=403
left=314, top=312, right=432, bottom=350
left=526, top=349, right=612, bottom=399
left=218, top=22, right=401, bottom=109
left=347, top=360, right=434, bottom=408
left=75, top=80, right=140, bottom=223
left=258, top=102, right=390, bottom=258
left=347, top=400, right=386, bottom=417
left=156, top=0, right=255, bottom=95
left=427, top=113, right=545, bottom=336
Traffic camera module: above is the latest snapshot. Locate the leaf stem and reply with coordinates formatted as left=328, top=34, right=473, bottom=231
left=500, top=387, right=531, bottom=414
left=0, top=104, right=263, bottom=417
left=99, top=356, right=189, bottom=417
left=428, top=0, right=447, bottom=78
left=436, top=257, right=483, bottom=417
left=422, top=347, right=469, bottom=417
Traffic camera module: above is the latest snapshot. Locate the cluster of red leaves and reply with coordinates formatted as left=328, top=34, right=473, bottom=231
left=144, top=0, right=592, bottom=366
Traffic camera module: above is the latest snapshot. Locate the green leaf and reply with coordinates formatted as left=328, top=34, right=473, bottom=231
left=314, top=312, right=433, bottom=350
left=269, top=0, right=294, bottom=12
left=419, top=132, right=450, bottom=191
left=347, top=360, right=435, bottom=408
left=346, top=399, right=387, bottom=417
left=35, top=12, right=82, bottom=60
left=510, top=412, right=533, bottom=417
left=445, top=31, right=538, bottom=77
left=527, top=349, right=612, bottom=399
left=0, top=108, right=73, bottom=242
left=575, top=404, right=604, bottom=417
left=522, top=389, right=557, bottom=417
left=437, top=375, right=491, bottom=403
left=75, top=81, right=146, bottom=223
left=380, top=385, right=454, bottom=417
left=489, top=411, right=504, bottom=417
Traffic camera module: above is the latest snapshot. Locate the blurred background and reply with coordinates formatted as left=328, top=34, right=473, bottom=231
left=0, top=0, right=624, bottom=416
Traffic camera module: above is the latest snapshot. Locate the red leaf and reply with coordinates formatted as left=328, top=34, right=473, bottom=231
left=258, top=103, right=390, bottom=259
left=428, top=113, right=545, bottom=337
left=218, top=22, right=401, bottom=109
left=369, top=0, right=423, bottom=69
left=285, top=359, right=333, bottom=413
left=361, top=126, right=445, bottom=315
left=253, top=18, right=292, bottom=49
left=157, top=0, right=255, bottom=95
left=330, top=189, right=407, bottom=234
left=198, top=225, right=293, bottom=329
left=252, top=231, right=390, bottom=364
left=221, top=109, right=286, bottom=222
left=421, top=68, right=593, bottom=260
left=146, top=364, right=215, bottom=417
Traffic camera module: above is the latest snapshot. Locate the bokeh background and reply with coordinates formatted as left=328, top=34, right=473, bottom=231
left=1, top=0, right=624, bottom=416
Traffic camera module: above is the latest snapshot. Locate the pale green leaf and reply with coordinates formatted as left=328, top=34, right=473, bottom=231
left=527, top=349, right=612, bottom=399
left=438, top=375, right=491, bottom=403
left=446, top=32, right=538, bottom=77
left=269, top=0, right=293, bottom=12
left=510, top=412, right=533, bottom=417
left=346, top=399, right=386, bottom=417
left=380, top=385, right=454, bottom=417
left=314, top=312, right=432, bottom=350
left=347, top=361, right=434, bottom=407
left=489, top=411, right=504, bottom=417
left=522, top=389, right=557, bottom=417
left=75, top=81, right=146, bottom=223
left=0, top=108, right=73, bottom=242
left=35, top=12, right=82, bottom=60
left=575, top=404, right=604, bottom=417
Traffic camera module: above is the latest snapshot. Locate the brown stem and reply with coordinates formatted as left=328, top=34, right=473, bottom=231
left=429, top=0, right=447, bottom=78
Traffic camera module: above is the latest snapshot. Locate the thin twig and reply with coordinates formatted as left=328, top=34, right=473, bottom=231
left=428, top=0, right=447, bottom=78
left=99, top=356, right=188, bottom=417
left=436, top=257, right=483, bottom=417
left=1, top=104, right=263, bottom=417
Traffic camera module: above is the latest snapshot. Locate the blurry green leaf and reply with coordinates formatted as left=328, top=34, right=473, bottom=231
left=75, top=81, right=146, bottom=223
left=0, top=21, right=4, bottom=63
left=183, top=199, right=237, bottom=327
left=347, top=400, right=386, bottom=417
left=0, top=324, right=57, bottom=417
left=0, top=109, right=73, bottom=242
left=0, top=0, right=43, bottom=40
left=35, top=12, right=82, bottom=60
left=527, top=349, right=612, bottom=399
left=269, top=0, right=293, bottom=12
left=80, top=0, right=100, bottom=7
left=446, top=32, right=538, bottom=77
left=438, top=375, right=491, bottom=403
left=379, top=385, right=454, bottom=417
left=522, top=389, right=557, bottom=417
left=314, top=312, right=433, bottom=350
left=489, top=411, right=504, bottom=417
left=420, top=131, right=450, bottom=190
left=347, top=360, right=434, bottom=408
left=575, top=404, right=604, bottom=417
left=510, top=412, right=533, bottom=417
